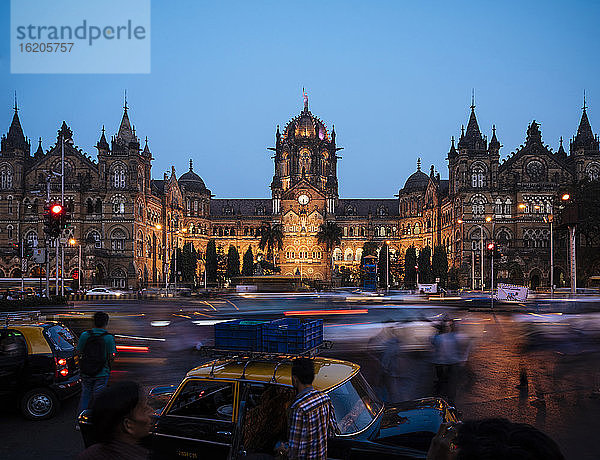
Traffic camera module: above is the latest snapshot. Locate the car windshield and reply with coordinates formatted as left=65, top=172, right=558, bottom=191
left=327, top=373, right=383, bottom=435
left=45, top=325, right=76, bottom=351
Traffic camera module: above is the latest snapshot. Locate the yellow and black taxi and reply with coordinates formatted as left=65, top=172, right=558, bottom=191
left=0, top=311, right=81, bottom=420
left=80, top=355, right=458, bottom=459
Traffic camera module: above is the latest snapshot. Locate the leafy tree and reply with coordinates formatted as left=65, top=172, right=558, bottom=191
left=205, top=239, right=218, bottom=283
left=181, top=242, right=198, bottom=284
left=447, top=267, right=460, bottom=291
left=226, top=245, right=240, bottom=279
left=259, top=223, right=284, bottom=267
left=242, top=245, right=254, bottom=276
left=404, top=246, right=417, bottom=288
left=316, top=222, right=343, bottom=282
left=432, top=245, right=448, bottom=288
left=418, top=246, right=433, bottom=284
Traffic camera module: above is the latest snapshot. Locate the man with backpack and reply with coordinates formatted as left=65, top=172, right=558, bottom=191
left=77, top=312, right=117, bottom=417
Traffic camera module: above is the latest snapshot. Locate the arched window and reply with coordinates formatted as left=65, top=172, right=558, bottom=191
left=94, top=198, right=102, bottom=214
left=7, top=195, right=13, bottom=214
left=147, top=236, right=152, bottom=258
left=25, top=230, right=38, bottom=248
left=111, top=228, right=126, bottom=251
left=112, top=164, right=127, bottom=189
left=7, top=224, right=13, bottom=240
left=333, top=248, right=343, bottom=261
left=471, top=164, right=486, bottom=188
left=87, top=229, right=102, bottom=249
left=111, top=267, right=126, bottom=288
left=0, top=165, right=13, bottom=190
left=136, top=231, right=144, bottom=257
left=471, top=194, right=486, bottom=216
left=496, top=229, right=511, bottom=247
left=112, top=195, right=125, bottom=214
left=414, top=223, right=420, bottom=234
left=86, top=198, right=94, bottom=214
left=344, top=248, right=353, bottom=261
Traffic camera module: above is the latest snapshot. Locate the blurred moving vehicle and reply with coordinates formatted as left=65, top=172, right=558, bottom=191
left=0, top=311, right=81, bottom=420
left=79, top=354, right=458, bottom=459
left=84, top=287, right=122, bottom=296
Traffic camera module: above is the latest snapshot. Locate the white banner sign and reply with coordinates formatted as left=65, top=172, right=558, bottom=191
left=417, top=283, right=438, bottom=294
left=496, top=283, right=528, bottom=302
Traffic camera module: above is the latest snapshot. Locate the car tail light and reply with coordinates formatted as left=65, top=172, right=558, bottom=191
left=55, top=357, right=69, bottom=378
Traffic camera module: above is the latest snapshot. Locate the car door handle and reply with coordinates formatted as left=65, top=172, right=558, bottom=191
left=217, top=431, right=232, bottom=437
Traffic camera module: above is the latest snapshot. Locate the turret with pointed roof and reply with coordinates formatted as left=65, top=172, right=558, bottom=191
left=489, top=125, right=501, bottom=152
left=111, top=94, right=140, bottom=154
left=570, top=94, right=599, bottom=154
left=457, top=96, right=487, bottom=152
left=96, top=125, right=109, bottom=152
left=1, top=95, right=30, bottom=155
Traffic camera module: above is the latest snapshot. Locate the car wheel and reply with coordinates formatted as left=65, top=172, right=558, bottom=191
left=21, top=388, right=60, bottom=420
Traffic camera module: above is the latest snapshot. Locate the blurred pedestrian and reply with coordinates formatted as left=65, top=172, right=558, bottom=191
left=431, top=318, right=460, bottom=401
left=78, top=381, right=151, bottom=460
left=77, top=312, right=117, bottom=417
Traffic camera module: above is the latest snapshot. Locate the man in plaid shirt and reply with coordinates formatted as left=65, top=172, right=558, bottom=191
left=283, top=358, right=338, bottom=460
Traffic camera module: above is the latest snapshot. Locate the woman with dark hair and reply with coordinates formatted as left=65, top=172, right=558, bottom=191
left=78, top=381, right=152, bottom=460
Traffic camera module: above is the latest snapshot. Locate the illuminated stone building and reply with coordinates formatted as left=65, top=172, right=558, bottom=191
left=0, top=94, right=597, bottom=289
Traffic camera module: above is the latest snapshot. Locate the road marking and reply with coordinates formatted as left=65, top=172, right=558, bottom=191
left=225, top=299, right=239, bottom=311
left=201, top=300, right=217, bottom=311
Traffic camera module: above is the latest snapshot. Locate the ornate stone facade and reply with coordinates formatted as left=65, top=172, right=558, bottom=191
left=0, top=94, right=597, bottom=289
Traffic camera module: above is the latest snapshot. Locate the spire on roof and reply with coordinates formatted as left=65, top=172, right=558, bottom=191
left=2, top=92, right=29, bottom=154
left=557, top=136, right=567, bottom=156
left=525, top=120, right=543, bottom=148
left=448, top=136, right=457, bottom=158
left=430, top=164, right=435, bottom=178
left=302, top=87, right=308, bottom=112
left=572, top=92, right=598, bottom=152
left=457, top=95, right=485, bottom=151
left=142, top=136, right=151, bottom=156
left=417, top=157, right=421, bottom=171
left=189, top=158, right=193, bottom=171
left=115, top=94, right=138, bottom=146
left=35, top=137, right=43, bottom=157
left=489, top=124, right=500, bottom=150
left=96, top=125, right=109, bottom=151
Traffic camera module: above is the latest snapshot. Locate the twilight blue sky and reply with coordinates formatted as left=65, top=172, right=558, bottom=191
left=1, top=0, right=599, bottom=198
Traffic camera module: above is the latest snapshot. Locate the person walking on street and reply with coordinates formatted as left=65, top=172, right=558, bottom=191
left=279, top=358, right=338, bottom=460
left=77, top=312, right=116, bottom=416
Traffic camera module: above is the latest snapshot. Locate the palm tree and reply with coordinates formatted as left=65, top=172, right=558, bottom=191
left=258, top=223, right=284, bottom=270
left=317, top=221, right=343, bottom=283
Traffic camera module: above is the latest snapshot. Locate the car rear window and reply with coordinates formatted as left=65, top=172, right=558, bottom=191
left=45, top=325, right=76, bottom=351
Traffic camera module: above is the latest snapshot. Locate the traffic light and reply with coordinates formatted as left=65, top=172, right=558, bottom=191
left=11, top=242, right=20, bottom=256
left=487, top=242, right=501, bottom=259
left=44, top=202, right=64, bottom=238
left=23, top=241, right=33, bottom=257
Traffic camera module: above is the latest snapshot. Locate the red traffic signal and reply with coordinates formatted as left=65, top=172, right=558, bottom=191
left=72, top=269, right=79, bottom=280
left=487, top=242, right=495, bottom=250
left=51, top=204, right=64, bottom=215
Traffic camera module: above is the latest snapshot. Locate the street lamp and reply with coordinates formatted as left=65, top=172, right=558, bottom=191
left=560, top=193, right=576, bottom=295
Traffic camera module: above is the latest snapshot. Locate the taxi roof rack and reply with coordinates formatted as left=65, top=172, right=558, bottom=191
left=200, top=340, right=333, bottom=380
left=1, top=310, right=43, bottom=327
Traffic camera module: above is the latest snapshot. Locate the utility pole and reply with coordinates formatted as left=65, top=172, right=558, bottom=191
left=20, top=238, right=24, bottom=292
left=386, top=242, right=390, bottom=293
left=45, top=175, right=50, bottom=298
left=548, top=214, right=554, bottom=298
left=569, top=225, right=577, bottom=295
left=60, top=134, right=64, bottom=297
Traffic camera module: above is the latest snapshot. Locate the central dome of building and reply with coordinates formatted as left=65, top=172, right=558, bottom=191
left=403, top=160, right=429, bottom=191
left=179, top=159, right=207, bottom=192
left=283, top=96, right=329, bottom=141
